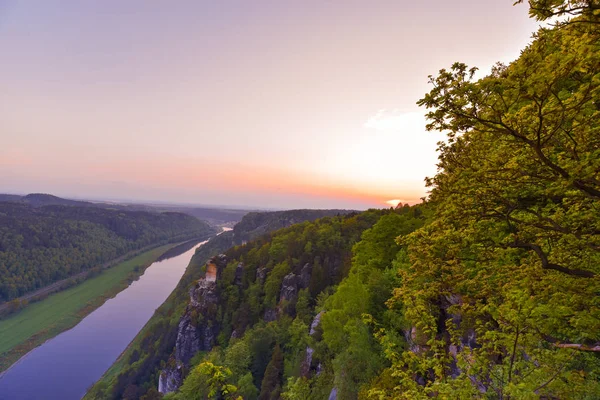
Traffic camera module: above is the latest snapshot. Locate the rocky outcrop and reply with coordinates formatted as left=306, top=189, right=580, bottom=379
left=280, top=264, right=312, bottom=305
left=309, top=311, right=323, bottom=335
left=301, top=311, right=324, bottom=377
left=328, top=387, right=338, bottom=400
left=234, top=262, right=244, bottom=286
left=158, top=254, right=228, bottom=394
left=158, top=360, right=184, bottom=394
left=301, top=347, right=315, bottom=377
left=174, top=279, right=219, bottom=363
left=404, top=293, right=484, bottom=390
left=263, top=308, right=278, bottom=322
left=280, top=273, right=300, bottom=303
left=256, top=267, right=267, bottom=284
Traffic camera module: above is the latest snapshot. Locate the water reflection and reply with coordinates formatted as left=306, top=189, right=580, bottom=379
left=0, top=240, right=207, bottom=400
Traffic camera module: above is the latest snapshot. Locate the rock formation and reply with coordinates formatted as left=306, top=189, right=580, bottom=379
left=158, top=254, right=228, bottom=394
left=301, top=311, right=324, bottom=377
left=280, top=273, right=300, bottom=303
left=158, top=360, right=183, bottom=394
left=256, top=266, right=267, bottom=284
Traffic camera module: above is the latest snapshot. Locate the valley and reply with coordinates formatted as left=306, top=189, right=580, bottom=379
left=0, top=243, right=175, bottom=374
left=0, top=241, right=208, bottom=400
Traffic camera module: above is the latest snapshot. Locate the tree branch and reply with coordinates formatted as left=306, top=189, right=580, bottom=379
left=508, top=241, right=595, bottom=277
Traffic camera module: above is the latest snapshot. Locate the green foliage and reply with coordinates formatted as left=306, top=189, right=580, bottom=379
left=295, top=289, right=312, bottom=325
left=0, top=202, right=214, bottom=302
left=237, top=372, right=259, bottom=400
left=224, top=339, right=252, bottom=377
left=264, top=261, right=291, bottom=308
left=317, top=210, right=425, bottom=399
left=515, top=0, right=600, bottom=24
left=169, top=362, right=240, bottom=400
left=282, top=377, right=311, bottom=400
left=259, top=344, right=284, bottom=400
left=368, top=14, right=600, bottom=399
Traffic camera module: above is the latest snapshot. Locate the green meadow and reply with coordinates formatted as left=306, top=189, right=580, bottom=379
left=0, top=243, right=174, bottom=373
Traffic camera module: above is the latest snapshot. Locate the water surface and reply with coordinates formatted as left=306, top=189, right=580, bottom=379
left=0, top=240, right=207, bottom=400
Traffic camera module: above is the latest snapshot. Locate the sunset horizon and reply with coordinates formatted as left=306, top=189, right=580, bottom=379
left=0, top=1, right=538, bottom=209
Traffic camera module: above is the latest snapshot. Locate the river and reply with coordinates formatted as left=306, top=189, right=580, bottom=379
left=0, top=240, right=208, bottom=400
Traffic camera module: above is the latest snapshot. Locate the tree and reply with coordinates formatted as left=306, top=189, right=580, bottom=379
left=259, top=344, right=284, bottom=400
left=175, top=362, right=240, bottom=400
left=237, top=373, right=259, bottom=400
left=515, top=0, right=600, bottom=24
left=282, top=377, right=311, bottom=400
left=374, top=13, right=600, bottom=399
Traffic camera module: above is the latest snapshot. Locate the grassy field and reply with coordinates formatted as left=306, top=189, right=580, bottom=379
left=0, top=243, right=175, bottom=373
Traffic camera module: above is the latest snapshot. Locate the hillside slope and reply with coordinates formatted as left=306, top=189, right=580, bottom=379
left=85, top=208, right=382, bottom=399
left=0, top=202, right=216, bottom=302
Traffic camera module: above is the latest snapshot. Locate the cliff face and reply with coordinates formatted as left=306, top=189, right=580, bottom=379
left=160, top=258, right=320, bottom=394
left=301, top=311, right=323, bottom=377
left=158, top=254, right=228, bottom=394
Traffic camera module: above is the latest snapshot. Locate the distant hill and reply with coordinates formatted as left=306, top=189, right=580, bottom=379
left=0, top=193, right=251, bottom=226
left=165, top=207, right=251, bottom=226
left=0, top=201, right=217, bottom=302
left=0, top=194, right=22, bottom=203
left=0, top=193, right=96, bottom=208
left=232, top=209, right=356, bottom=244
left=21, top=193, right=95, bottom=207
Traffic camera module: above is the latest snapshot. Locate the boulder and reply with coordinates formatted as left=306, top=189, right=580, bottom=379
left=280, top=273, right=299, bottom=303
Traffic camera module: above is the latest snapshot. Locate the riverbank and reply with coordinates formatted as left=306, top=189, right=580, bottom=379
left=0, top=243, right=180, bottom=373
left=0, top=233, right=210, bottom=318
left=85, top=232, right=235, bottom=399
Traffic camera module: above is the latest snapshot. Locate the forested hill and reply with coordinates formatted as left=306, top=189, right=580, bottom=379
left=3, top=193, right=96, bottom=208
left=0, top=202, right=216, bottom=302
left=0, top=193, right=253, bottom=227
left=232, top=209, right=355, bottom=245
left=85, top=207, right=377, bottom=400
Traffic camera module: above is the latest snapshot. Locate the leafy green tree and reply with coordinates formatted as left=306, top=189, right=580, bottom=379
left=237, top=372, right=259, bottom=400
left=264, top=261, right=291, bottom=308
left=282, top=377, right=311, bottom=400
left=295, top=289, right=312, bottom=325
left=371, top=13, right=600, bottom=399
left=172, top=362, right=240, bottom=400
left=259, top=344, right=284, bottom=400
left=224, top=339, right=252, bottom=377
left=515, top=0, right=600, bottom=24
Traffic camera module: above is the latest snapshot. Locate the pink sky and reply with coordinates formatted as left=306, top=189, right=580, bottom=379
left=0, top=1, right=539, bottom=209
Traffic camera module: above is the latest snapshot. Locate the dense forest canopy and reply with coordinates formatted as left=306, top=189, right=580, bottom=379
left=372, top=5, right=600, bottom=399
left=0, top=202, right=215, bottom=302
left=85, top=209, right=369, bottom=400
left=149, top=206, right=428, bottom=400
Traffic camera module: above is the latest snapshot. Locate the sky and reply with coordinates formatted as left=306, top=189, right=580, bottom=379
left=0, top=1, right=539, bottom=209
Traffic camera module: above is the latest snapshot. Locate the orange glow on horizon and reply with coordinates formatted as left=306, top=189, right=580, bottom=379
left=85, top=157, right=425, bottom=208
left=385, top=199, right=403, bottom=207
